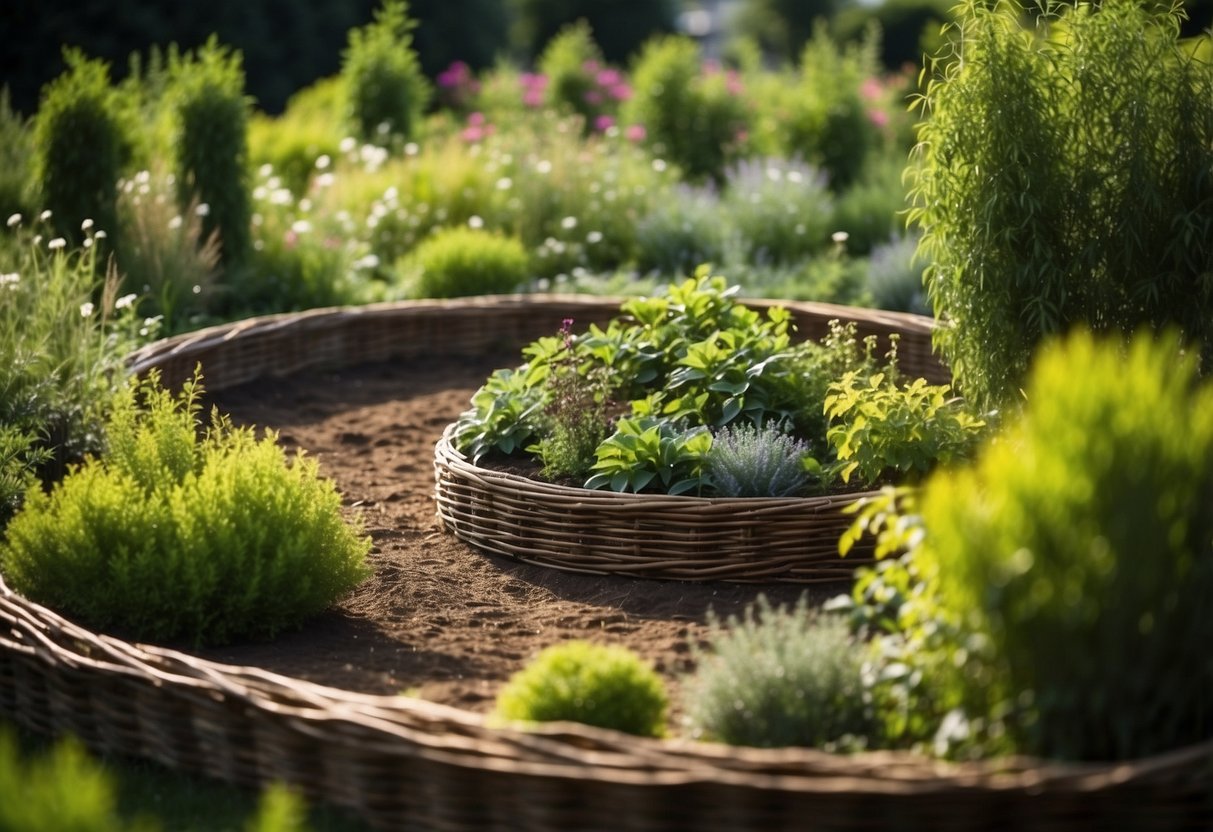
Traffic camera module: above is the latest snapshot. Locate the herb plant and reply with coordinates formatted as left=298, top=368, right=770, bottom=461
left=705, top=422, right=817, bottom=498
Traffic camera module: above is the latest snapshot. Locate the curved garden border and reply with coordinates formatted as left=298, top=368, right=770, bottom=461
left=3, top=296, right=1205, bottom=829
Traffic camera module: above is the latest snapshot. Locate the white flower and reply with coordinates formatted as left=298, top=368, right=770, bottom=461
left=192, top=285, right=202, bottom=294
left=495, top=177, right=512, bottom=191
left=468, top=215, right=484, bottom=229
left=299, top=198, right=312, bottom=212
left=339, top=136, right=357, bottom=154
left=831, top=231, right=850, bottom=244
left=80, top=302, right=94, bottom=317
left=195, top=203, right=210, bottom=217
left=48, top=237, right=66, bottom=250
left=314, top=172, right=335, bottom=189
left=290, top=219, right=312, bottom=234
left=788, top=170, right=803, bottom=184
left=560, top=216, right=577, bottom=230
left=258, top=163, right=274, bottom=178
left=169, top=216, right=183, bottom=230
left=81, top=218, right=94, bottom=231
left=83, top=238, right=93, bottom=248
left=586, top=230, right=603, bottom=244
left=0, top=273, right=19, bottom=287
left=405, top=142, right=419, bottom=156
left=315, top=154, right=331, bottom=170
left=766, top=166, right=782, bottom=182
left=652, top=159, right=668, bottom=173
left=354, top=254, right=380, bottom=270
left=115, top=293, right=138, bottom=310
left=39, top=209, right=52, bottom=221
left=6, top=213, right=21, bottom=227
left=93, top=229, right=107, bottom=240
left=536, top=159, right=552, bottom=174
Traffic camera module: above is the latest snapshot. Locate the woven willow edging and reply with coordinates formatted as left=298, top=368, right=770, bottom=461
left=2, top=297, right=1209, bottom=829
left=2, top=574, right=1211, bottom=831
left=435, top=425, right=876, bottom=582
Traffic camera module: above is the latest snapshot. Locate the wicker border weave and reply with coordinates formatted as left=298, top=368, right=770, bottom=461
left=2, top=296, right=1210, bottom=829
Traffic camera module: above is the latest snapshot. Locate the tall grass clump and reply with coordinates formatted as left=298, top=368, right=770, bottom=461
left=32, top=50, right=131, bottom=246
left=0, top=218, right=146, bottom=525
left=907, top=0, right=1213, bottom=408
left=167, top=38, right=253, bottom=268
left=341, top=0, right=431, bottom=146
left=685, top=597, right=873, bottom=749
left=0, top=370, right=371, bottom=646
left=495, top=641, right=668, bottom=737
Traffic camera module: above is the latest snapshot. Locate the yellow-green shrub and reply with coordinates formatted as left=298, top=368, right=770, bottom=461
left=398, top=226, right=530, bottom=298
left=0, top=371, right=370, bottom=646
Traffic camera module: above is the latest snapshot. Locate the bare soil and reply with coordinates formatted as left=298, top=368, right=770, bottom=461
left=196, top=355, right=842, bottom=719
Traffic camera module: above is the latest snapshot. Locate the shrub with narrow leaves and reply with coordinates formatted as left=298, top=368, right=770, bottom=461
left=706, top=422, right=814, bottom=497
left=0, top=370, right=370, bottom=646
left=685, top=597, right=874, bottom=748
left=495, top=641, right=668, bottom=737
left=341, top=0, right=431, bottom=145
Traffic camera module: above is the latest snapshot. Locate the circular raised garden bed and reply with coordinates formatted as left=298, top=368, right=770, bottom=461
left=4, top=296, right=1206, bottom=830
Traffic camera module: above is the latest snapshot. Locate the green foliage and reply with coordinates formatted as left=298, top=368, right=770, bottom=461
left=865, top=233, right=928, bottom=315
left=452, top=365, right=549, bottom=463
left=734, top=0, right=845, bottom=64
left=341, top=0, right=431, bottom=145
left=705, top=422, right=816, bottom=498
left=398, top=226, right=531, bottom=298
left=0, top=729, right=135, bottom=832
left=584, top=415, right=712, bottom=495
left=538, top=20, right=605, bottom=126
left=248, top=77, right=346, bottom=198
left=168, top=38, right=253, bottom=267
left=834, top=0, right=957, bottom=70
left=32, top=50, right=131, bottom=246
left=825, top=368, right=986, bottom=487
left=830, top=151, right=909, bottom=257
left=684, top=597, right=874, bottom=749
left=495, top=641, right=668, bottom=737
left=916, top=329, right=1213, bottom=761
left=0, top=87, right=35, bottom=221
left=721, top=157, right=834, bottom=265
left=1, top=370, right=370, bottom=646
left=623, top=36, right=748, bottom=182
left=508, top=0, right=679, bottom=64
left=907, top=0, right=1213, bottom=409
left=632, top=183, right=725, bottom=276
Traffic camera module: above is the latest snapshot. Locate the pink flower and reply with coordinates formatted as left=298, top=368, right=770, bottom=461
left=625, top=123, right=646, bottom=143
left=861, top=77, right=883, bottom=101
left=725, top=70, right=743, bottom=96
left=595, top=114, right=615, bottom=132
left=609, top=83, right=632, bottom=102
left=596, top=68, right=622, bottom=87
left=468, top=111, right=487, bottom=127
left=583, top=90, right=603, bottom=106
left=582, top=60, right=600, bottom=74
left=867, top=109, right=890, bottom=129
left=438, top=61, right=471, bottom=89
left=523, top=89, right=544, bottom=108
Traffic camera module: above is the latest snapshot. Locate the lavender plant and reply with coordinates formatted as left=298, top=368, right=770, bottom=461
left=706, top=422, right=816, bottom=497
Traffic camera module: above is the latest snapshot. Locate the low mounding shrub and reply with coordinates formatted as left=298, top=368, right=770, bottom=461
left=918, top=329, right=1213, bottom=761
left=495, top=641, right=668, bottom=737
left=0, top=371, right=370, bottom=646
left=0, top=729, right=128, bottom=831
left=399, top=226, right=530, bottom=298
left=341, top=0, right=431, bottom=145
left=32, top=50, right=131, bottom=246
left=908, top=0, right=1213, bottom=409
left=706, top=422, right=813, bottom=497
left=685, top=597, right=873, bottom=749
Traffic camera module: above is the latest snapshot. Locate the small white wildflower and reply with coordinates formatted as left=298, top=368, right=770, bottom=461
left=794, top=223, right=806, bottom=236
left=831, top=230, right=850, bottom=244
left=339, top=136, right=357, bottom=154
left=536, top=159, right=552, bottom=174
left=299, top=198, right=312, bottom=212
left=192, top=285, right=202, bottom=294
left=252, top=213, right=263, bottom=227
left=267, top=175, right=282, bottom=190
left=384, top=186, right=399, bottom=201
left=39, top=209, right=52, bottom=221
left=560, top=216, right=577, bottom=231
left=93, top=229, right=106, bottom=240
left=0, top=273, right=19, bottom=286
left=405, top=142, right=419, bottom=156
left=536, top=277, right=551, bottom=291
left=788, top=170, right=803, bottom=184
left=169, top=216, right=183, bottom=230
left=135, top=170, right=151, bottom=184
left=315, top=154, right=331, bottom=170
left=7, top=213, right=21, bottom=227
left=253, top=186, right=268, bottom=200
left=495, top=177, right=512, bottom=191
left=48, top=237, right=66, bottom=250
left=376, top=121, right=391, bottom=136
left=115, top=293, right=137, bottom=310
left=468, top=215, right=484, bottom=229
left=314, top=172, right=335, bottom=189
left=586, top=230, right=603, bottom=244
left=80, top=302, right=94, bottom=317
left=81, top=218, right=94, bottom=231
left=766, top=166, right=782, bottom=182
left=83, top=238, right=93, bottom=248
left=291, top=219, right=312, bottom=234
left=258, top=163, right=274, bottom=178
left=354, top=254, right=380, bottom=270
left=195, top=203, right=210, bottom=217
left=652, top=159, right=667, bottom=173
left=271, top=189, right=292, bottom=206
left=32, top=235, right=41, bottom=246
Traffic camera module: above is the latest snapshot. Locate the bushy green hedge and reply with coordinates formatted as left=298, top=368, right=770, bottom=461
left=495, top=641, right=668, bottom=737
left=398, top=226, right=531, bottom=298
left=908, top=0, right=1213, bottom=409
left=341, top=0, right=431, bottom=145
left=1, top=371, right=370, bottom=646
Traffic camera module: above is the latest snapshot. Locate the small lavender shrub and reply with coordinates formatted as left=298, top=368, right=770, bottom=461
left=685, top=597, right=874, bottom=749
left=706, top=422, right=812, bottom=497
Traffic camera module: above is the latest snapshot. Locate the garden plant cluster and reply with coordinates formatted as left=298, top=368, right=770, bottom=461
left=2, top=0, right=1213, bottom=826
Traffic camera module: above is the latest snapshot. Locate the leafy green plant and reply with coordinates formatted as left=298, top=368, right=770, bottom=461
left=915, top=328, right=1213, bottom=761
left=495, top=641, right=668, bottom=737
left=537, top=20, right=606, bottom=127
left=720, top=157, right=833, bottom=266
left=397, top=226, right=530, bottom=298
left=168, top=38, right=253, bottom=267
left=705, top=422, right=817, bottom=497
left=341, top=0, right=431, bottom=146
left=32, top=50, right=132, bottom=247
left=632, top=182, right=725, bottom=276
left=907, top=0, right=1213, bottom=409
left=865, top=232, right=928, bottom=315
left=0, top=370, right=370, bottom=646
left=684, top=597, right=874, bottom=749
left=452, top=364, right=549, bottom=463
left=825, top=368, right=986, bottom=487
left=0, top=87, right=34, bottom=222
left=584, top=415, right=712, bottom=494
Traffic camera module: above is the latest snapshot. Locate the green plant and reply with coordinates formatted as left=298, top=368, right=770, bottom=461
left=398, top=226, right=531, bottom=298
left=825, top=368, right=986, bottom=487
left=706, top=422, right=817, bottom=497
left=622, top=36, right=747, bottom=182
left=907, top=0, right=1213, bottom=409
left=1, top=370, right=370, bottom=646
left=865, top=232, right=928, bottom=315
left=632, top=183, right=725, bottom=276
left=341, top=0, right=431, bottom=145
left=168, top=38, right=253, bottom=267
left=495, top=640, right=668, bottom=737
left=537, top=20, right=605, bottom=126
left=32, top=50, right=132, bottom=247
left=0, top=87, right=34, bottom=222
left=684, top=597, right=874, bottom=749
left=584, top=415, right=712, bottom=494
left=508, top=0, right=678, bottom=64
left=721, top=157, right=833, bottom=266
left=452, top=364, right=549, bottom=463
